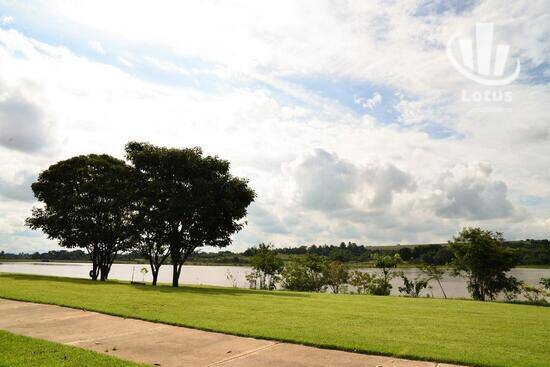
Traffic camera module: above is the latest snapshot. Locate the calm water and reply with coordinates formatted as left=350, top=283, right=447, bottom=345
left=1, top=262, right=548, bottom=299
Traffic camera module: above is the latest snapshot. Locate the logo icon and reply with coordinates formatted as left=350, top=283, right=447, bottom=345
left=447, top=23, right=520, bottom=86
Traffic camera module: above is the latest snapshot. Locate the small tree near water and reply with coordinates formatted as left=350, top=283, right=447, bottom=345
left=421, top=264, right=447, bottom=299
left=449, top=227, right=519, bottom=301
left=322, top=261, right=349, bottom=294
left=280, top=253, right=326, bottom=292
left=371, top=253, right=401, bottom=295
left=349, top=271, right=373, bottom=294
left=249, top=243, right=283, bottom=290
left=398, top=275, right=428, bottom=297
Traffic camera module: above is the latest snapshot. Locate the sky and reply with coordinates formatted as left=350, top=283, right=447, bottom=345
left=0, top=0, right=549, bottom=253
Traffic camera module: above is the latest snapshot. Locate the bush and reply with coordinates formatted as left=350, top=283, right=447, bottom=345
left=371, top=253, right=401, bottom=295
left=349, top=271, right=373, bottom=294
left=368, top=277, right=393, bottom=295
left=322, top=261, right=349, bottom=294
left=248, top=243, right=283, bottom=290
left=398, top=275, right=428, bottom=297
left=280, top=254, right=326, bottom=292
left=520, top=283, right=549, bottom=303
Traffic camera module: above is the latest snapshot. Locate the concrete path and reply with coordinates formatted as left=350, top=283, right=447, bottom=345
left=0, top=298, right=463, bottom=367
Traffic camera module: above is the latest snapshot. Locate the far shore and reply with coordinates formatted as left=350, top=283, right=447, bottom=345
left=1, top=258, right=549, bottom=269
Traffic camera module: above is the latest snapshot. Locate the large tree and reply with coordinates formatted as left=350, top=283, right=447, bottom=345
left=26, top=155, right=135, bottom=281
left=125, top=142, right=255, bottom=287
left=449, top=227, right=519, bottom=301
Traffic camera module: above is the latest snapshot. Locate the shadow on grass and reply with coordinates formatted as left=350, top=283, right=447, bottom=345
left=0, top=273, right=309, bottom=298
left=128, top=282, right=310, bottom=298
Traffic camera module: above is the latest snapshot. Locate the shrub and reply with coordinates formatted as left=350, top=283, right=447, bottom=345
left=349, top=271, right=373, bottom=294
left=398, top=275, right=428, bottom=297
left=322, top=261, right=349, bottom=294
left=249, top=243, right=283, bottom=290
left=420, top=265, right=447, bottom=298
left=371, top=253, right=401, bottom=295
left=280, top=254, right=326, bottom=292
left=520, top=283, right=549, bottom=303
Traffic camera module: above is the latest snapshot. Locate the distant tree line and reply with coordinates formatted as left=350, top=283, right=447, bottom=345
left=242, top=240, right=550, bottom=266
left=254, top=242, right=454, bottom=265
left=4, top=239, right=549, bottom=268
left=0, top=249, right=142, bottom=262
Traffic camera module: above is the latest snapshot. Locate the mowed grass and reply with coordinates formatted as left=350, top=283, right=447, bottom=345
left=0, top=329, right=144, bottom=367
left=0, top=274, right=549, bottom=367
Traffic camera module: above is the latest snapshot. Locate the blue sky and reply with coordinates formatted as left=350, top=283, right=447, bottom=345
left=0, top=1, right=548, bottom=253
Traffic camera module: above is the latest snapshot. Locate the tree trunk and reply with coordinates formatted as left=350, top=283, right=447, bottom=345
left=100, top=265, right=108, bottom=281
left=172, top=264, right=183, bottom=288
left=151, top=265, right=159, bottom=286
left=87, top=246, right=99, bottom=280
left=90, top=259, right=99, bottom=280
left=147, top=251, right=168, bottom=286
left=172, top=263, right=182, bottom=287
left=90, top=265, right=99, bottom=280
left=437, top=278, right=447, bottom=299
left=98, top=250, right=117, bottom=281
left=169, top=244, right=195, bottom=287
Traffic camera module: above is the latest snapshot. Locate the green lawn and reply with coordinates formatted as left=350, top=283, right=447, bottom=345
left=0, top=329, right=144, bottom=367
left=0, top=274, right=548, bottom=367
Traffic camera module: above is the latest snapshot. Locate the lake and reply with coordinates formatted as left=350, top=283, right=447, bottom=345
left=0, top=262, right=548, bottom=299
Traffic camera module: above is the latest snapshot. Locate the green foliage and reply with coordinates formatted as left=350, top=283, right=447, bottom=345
left=2, top=274, right=549, bottom=367
left=321, top=261, right=349, bottom=294
left=125, top=142, right=255, bottom=287
left=367, top=277, right=392, bottom=296
left=280, top=254, right=327, bottom=292
left=371, top=253, right=402, bottom=295
left=398, top=275, right=428, bottom=297
left=520, top=283, right=549, bottom=304
left=348, top=271, right=373, bottom=294
left=249, top=243, right=283, bottom=290
left=540, top=277, right=550, bottom=290
left=449, top=227, right=520, bottom=301
left=506, top=239, right=550, bottom=265
left=373, top=253, right=402, bottom=269
left=348, top=270, right=396, bottom=296
left=26, top=154, right=136, bottom=281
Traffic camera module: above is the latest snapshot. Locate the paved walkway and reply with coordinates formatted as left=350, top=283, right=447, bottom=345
left=0, top=298, right=463, bottom=367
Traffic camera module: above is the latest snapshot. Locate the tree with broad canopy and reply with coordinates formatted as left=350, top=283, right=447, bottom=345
left=26, top=154, right=136, bottom=281
left=125, top=142, right=255, bottom=287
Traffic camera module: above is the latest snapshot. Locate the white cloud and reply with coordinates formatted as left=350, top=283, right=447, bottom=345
left=88, top=40, right=105, bottom=55
left=117, top=56, right=133, bottom=67
left=291, top=149, right=360, bottom=212
left=0, top=171, right=36, bottom=202
left=355, top=92, right=383, bottom=110
left=0, top=2, right=548, bottom=252
left=429, top=163, right=515, bottom=220
left=0, top=87, right=54, bottom=153
left=0, top=15, right=13, bottom=25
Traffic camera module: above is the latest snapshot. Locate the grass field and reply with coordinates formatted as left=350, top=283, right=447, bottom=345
left=0, top=329, right=144, bottom=367
left=0, top=273, right=548, bottom=367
